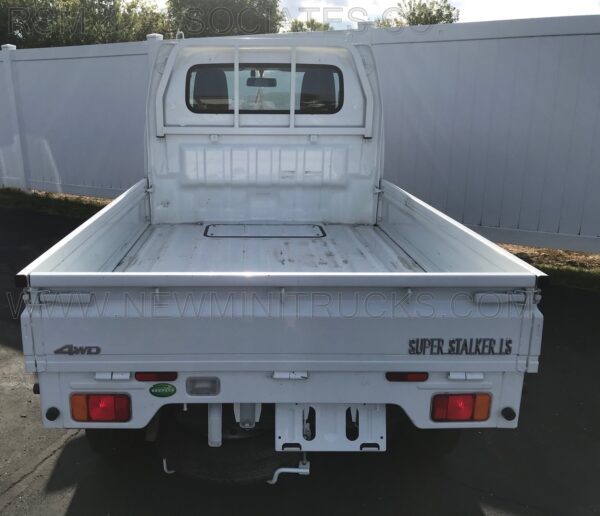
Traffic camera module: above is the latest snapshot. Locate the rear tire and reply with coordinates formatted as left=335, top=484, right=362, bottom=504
left=158, top=405, right=299, bottom=484
left=162, top=432, right=299, bottom=484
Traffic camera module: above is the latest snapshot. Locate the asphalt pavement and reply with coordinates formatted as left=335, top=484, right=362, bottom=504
left=0, top=207, right=599, bottom=515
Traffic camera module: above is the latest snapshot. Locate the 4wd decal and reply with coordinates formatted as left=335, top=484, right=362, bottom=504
left=149, top=383, right=176, bottom=397
left=408, top=338, right=513, bottom=355
left=54, top=345, right=101, bottom=355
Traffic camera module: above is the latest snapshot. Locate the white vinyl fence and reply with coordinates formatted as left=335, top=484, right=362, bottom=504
left=0, top=40, right=149, bottom=197
left=1, top=17, right=600, bottom=251
left=373, top=16, right=600, bottom=252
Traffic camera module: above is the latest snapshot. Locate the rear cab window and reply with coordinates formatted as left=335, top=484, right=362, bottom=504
left=186, top=64, right=343, bottom=115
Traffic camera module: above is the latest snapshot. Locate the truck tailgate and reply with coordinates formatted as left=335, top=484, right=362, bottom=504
left=24, top=285, right=542, bottom=374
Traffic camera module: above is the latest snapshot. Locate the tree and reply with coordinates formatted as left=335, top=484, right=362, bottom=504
left=288, top=18, right=331, bottom=32
left=0, top=0, right=284, bottom=48
left=168, top=0, right=283, bottom=37
left=376, top=0, right=459, bottom=28
left=0, top=0, right=170, bottom=48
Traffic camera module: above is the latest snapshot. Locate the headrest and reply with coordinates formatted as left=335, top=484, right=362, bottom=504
left=193, top=68, right=229, bottom=112
left=300, top=68, right=336, bottom=113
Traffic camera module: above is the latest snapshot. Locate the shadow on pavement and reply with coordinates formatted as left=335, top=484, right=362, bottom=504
left=39, top=286, right=600, bottom=516
left=45, top=433, right=503, bottom=516
left=0, top=207, right=81, bottom=352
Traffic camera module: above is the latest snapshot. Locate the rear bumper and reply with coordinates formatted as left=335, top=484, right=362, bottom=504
left=37, top=369, right=525, bottom=430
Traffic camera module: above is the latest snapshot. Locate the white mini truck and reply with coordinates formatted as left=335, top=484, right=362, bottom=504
left=18, top=30, right=544, bottom=483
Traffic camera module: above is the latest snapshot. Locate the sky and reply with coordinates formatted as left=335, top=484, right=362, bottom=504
left=151, top=0, right=600, bottom=30
left=277, top=0, right=600, bottom=28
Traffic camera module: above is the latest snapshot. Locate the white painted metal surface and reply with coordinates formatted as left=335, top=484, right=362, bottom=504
left=18, top=178, right=149, bottom=276
left=114, top=224, right=422, bottom=273
left=275, top=403, right=387, bottom=452
left=18, top=33, right=544, bottom=454
left=146, top=38, right=380, bottom=225
left=18, top=179, right=542, bottom=288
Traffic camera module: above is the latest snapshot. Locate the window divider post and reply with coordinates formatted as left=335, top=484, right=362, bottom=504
left=234, top=47, right=240, bottom=128
left=289, top=47, right=296, bottom=129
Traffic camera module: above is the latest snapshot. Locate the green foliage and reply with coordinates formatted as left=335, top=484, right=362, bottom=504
left=168, top=0, right=282, bottom=37
left=0, top=187, right=109, bottom=219
left=0, top=0, right=171, bottom=48
left=376, top=0, right=459, bottom=28
left=374, top=18, right=394, bottom=28
left=288, top=18, right=331, bottom=32
left=0, top=0, right=283, bottom=48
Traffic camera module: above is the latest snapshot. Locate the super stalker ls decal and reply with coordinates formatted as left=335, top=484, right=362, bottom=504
left=409, top=338, right=513, bottom=355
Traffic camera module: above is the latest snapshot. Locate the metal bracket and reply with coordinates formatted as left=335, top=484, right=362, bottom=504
left=267, top=454, right=310, bottom=485
left=233, top=403, right=262, bottom=429
left=272, top=371, right=309, bottom=380
left=275, top=403, right=386, bottom=452
left=162, top=458, right=175, bottom=474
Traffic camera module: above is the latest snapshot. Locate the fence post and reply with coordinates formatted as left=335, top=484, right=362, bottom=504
left=1, top=43, right=27, bottom=190
left=145, top=33, right=164, bottom=72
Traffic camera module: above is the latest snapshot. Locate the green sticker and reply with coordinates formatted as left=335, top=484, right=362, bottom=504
left=149, top=383, right=176, bottom=397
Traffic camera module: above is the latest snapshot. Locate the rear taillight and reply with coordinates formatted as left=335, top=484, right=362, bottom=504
left=386, top=372, right=429, bottom=382
left=431, top=393, right=491, bottom=422
left=135, top=372, right=178, bottom=382
left=70, top=394, right=131, bottom=422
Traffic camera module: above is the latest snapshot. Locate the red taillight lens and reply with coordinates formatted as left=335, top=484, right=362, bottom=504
left=446, top=394, right=474, bottom=420
left=88, top=395, right=117, bottom=421
left=71, top=394, right=131, bottom=422
left=386, top=372, right=429, bottom=382
left=135, top=372, right=178, bottom=382
left=431, top=393, right=491, bottom=422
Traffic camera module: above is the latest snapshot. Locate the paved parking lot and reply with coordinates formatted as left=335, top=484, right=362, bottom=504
left=1, top=206, right=599, bottom=515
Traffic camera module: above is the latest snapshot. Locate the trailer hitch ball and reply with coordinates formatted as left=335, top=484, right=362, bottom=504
left=46, top=407, right=60, bottom=421
left=501, top=407, right=516, bottom=421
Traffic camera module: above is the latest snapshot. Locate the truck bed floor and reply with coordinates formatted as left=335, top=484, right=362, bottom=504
left=114, top=224, right=424, bottom=273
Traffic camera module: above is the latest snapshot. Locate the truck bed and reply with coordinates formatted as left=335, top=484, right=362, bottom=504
left=18, top=180, right=543, bottom=289
left=114, top=224, right=423, bottom=274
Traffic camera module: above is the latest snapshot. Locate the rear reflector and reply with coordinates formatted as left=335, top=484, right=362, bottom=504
left=135, top=372, right=178, bottom=382
left=70, top=394, right=131, bottom=422
left=473, top=393, right=492, bottom=421
left=386, top=372, right=429, bottom=382
left=70, top=394, right=88, bottom=422
left=431, top=393, right=491, bottom=422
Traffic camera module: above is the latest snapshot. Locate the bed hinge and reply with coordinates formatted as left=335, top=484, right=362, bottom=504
left=37, top=291, right=93, bottom=304
left=473, top=291, right=529, bottom=305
